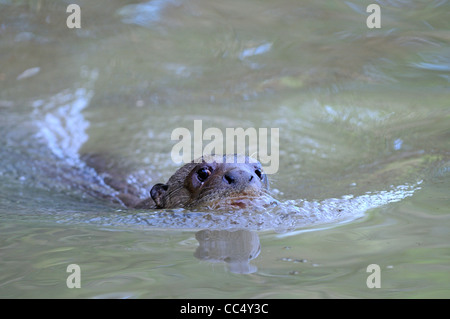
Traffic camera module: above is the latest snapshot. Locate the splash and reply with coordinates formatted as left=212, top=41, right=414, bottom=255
left=31, top=68, right=98, bottom=167
left=58, top=181, right=421, bottom=232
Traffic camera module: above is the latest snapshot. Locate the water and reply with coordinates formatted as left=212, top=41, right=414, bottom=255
left=0, top=0, right=449, bottom=298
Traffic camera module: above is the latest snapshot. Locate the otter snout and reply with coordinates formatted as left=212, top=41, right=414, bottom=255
left=222, top=168, right=263, bottom=189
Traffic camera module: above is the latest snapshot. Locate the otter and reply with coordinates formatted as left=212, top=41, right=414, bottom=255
left=92, top=154, right=273, bottom=210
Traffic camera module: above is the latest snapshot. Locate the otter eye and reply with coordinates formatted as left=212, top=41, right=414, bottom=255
left=197, top=167, right=212, bottom=183
left=255, top=169, right=263, bottom=180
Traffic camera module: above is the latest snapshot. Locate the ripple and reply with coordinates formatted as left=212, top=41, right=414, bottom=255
left=117, top=0, right=179, bottom=27
left=412, top=62, right=450, bottom=72
left=54, top=181, right=421, bottom=232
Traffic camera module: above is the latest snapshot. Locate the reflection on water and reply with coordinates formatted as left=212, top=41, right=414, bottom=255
left=195, top=229, right=260, bottom=274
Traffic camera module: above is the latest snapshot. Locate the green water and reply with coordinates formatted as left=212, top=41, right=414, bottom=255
left=0, top=0, right=449, bottom=298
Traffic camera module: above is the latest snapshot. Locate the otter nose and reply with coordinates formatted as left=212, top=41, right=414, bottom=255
left=223, top=169, right=254, bottom=185
left=223, top=173, right=236, bottom=184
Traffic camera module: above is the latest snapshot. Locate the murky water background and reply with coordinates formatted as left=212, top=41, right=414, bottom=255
left=0, top=0, right=449, bottom=298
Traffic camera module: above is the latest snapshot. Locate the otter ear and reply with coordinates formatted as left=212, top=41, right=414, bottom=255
left=150, top=183, right=169, bottom=208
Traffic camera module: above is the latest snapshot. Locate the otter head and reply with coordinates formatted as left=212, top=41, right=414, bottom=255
left=148, top=154, right=270, bottom=209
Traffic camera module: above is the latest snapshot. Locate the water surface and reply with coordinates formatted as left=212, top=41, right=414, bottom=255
left=0, top=0, right=449, bottom=298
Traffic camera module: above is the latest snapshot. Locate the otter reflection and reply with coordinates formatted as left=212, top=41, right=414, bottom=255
left=194, top=229, right=260, bottom=274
